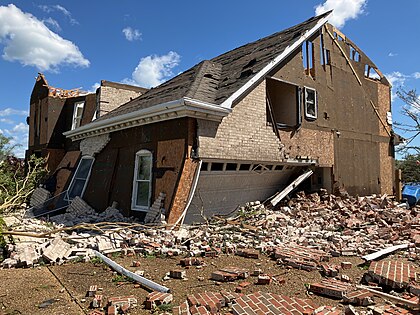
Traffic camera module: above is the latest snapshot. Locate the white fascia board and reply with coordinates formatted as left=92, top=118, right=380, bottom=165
left=64, top=98, right=230, bottom=139
left=220, top=13, right=331, bottom=109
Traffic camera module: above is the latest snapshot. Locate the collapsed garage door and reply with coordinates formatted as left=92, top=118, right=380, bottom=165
left=184, top=162, right=298, bottom=224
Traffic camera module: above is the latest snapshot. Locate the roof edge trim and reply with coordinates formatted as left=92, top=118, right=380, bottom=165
left=63, top=98, right=230, bottom=140
left=220, top=12, right=332, bottom=109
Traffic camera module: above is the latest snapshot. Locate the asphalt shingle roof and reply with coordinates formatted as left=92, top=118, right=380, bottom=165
left=98, top=12, right=329, bottom=121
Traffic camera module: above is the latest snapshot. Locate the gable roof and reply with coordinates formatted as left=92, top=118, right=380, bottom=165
left=65, top=12, right=331, bottom=139
left=101, top=11, right=331, bottom=120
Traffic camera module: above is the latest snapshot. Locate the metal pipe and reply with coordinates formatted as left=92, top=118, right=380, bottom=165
left=93, top=250, right=170, bottom=293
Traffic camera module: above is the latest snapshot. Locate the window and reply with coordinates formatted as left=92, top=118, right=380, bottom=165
left=132, top=150, right=153, bottom=211
left=304, top=87, right=317, bottom=120
left=71, top=101, right=85, bottom=130
left=65, top=156, right=94, bottom=201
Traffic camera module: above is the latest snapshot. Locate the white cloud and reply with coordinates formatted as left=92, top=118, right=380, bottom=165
left=0, top=118, right=14, bottom=124
left=0, top=4, right=89, bottom=71
left=42, top=17, right=61, bottom=32
left=38, top=4, right=78, bottom=25
left=126, top=51, right=181, bottom=88
left=0, top=108, right=28, bottom=117
left=122, top=27, right=142, bottom=41
left=388, top=52, right=398, bottom=57
left=87, top=82, right=100, bottom=93
left=1, top=122, right=29, bottom=158
left=385, top=71, right=408, bottom=100
left=315, top=0, right=367, bottom=28
left=10, top=122, right=28, bottom=134
left=385, top=71, right=420, bottom=101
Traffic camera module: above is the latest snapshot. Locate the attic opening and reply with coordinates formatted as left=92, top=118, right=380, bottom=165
left=364, top=65, right=381, bottom=80
left=349, top=45, right=360, bottom=62
left=302, top=41, right=315, bottom=77
left=266, top=78, right=301, bottom=129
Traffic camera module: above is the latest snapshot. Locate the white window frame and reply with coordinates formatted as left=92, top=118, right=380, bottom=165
left=304, top=87, right=317, bottom=120
left=64, top=155, right=94, bottom=201
left=131, top=150, right=153, bottom=212
left=71, top=101, right=85, bottom=130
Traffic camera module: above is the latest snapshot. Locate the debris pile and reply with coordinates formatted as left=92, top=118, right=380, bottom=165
left=1, top=190, right=420, bottom=314
left=2, top=191, right=419, bottom=269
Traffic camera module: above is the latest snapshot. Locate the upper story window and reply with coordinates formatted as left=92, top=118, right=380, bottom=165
left=65, top=156, right=94, bottom=201
left=71, top=101, right=85, bottom=130
left=132, top=150, right=153, bottom=211
left=304, top=87, right=317, bottom=120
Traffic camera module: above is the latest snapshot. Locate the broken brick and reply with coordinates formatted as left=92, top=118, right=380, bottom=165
left=87, top=285, right=97, bottom=297
left=343, top=289, right=374, bottom=306
left=210, top=271, right=237, bottom=282
left=256, top=275, right=271, bottom=285
left=145, top=291, right=173, bottom=310
left=235, top=248, right=259, bottom=259
left=92, top=294, right=103, bottom=308
left=170, top=269, right=186, bottom=279
left=309, top=279, right=352, bottom=299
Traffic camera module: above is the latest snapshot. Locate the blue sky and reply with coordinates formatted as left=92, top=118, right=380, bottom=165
left=0, top=0, right=419, bottom=158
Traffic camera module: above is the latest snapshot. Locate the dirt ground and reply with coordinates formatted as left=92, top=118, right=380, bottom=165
left=0, top=253, right=367, bottom=315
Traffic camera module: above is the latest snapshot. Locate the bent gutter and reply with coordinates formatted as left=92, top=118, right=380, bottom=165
left=64, top=98, right=231, bottom=139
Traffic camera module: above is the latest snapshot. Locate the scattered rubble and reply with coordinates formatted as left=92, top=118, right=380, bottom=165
left=2, top=190, right=420, bottom=314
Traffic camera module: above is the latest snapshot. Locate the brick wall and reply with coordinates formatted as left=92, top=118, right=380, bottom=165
left=198, top=81, right=285, bottom=162
left=80, top=134, right=110, bottom=157
left=98, top=85, right=143, bottom=117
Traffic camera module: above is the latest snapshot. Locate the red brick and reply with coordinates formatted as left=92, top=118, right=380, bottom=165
left=369, top=260, right=417, bottom=289
left=232, top=292, right=314, bottom=315
left=256, top=275, right=271, bottom=285
left=236, top=248, right=259, bottom=259
left=211, top=270, right=237, bottom=282
left=309, top=279, right=352, bottom=298
left=343, top=289, right=373, bottom=306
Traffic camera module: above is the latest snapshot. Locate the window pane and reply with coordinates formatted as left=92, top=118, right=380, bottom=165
left=137, top=155, right=151, bottom=180
left=306, top=103, right=316, bottom=117
left=306, top=89, right=315, bottom=103
left=68, top=179, right=86, bottom=199
left=135, top=182, right=150, bottom=207
left=76, top=158, right=94, bottom=178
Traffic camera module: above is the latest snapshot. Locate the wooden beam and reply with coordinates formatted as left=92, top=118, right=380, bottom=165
left=324, top=26, right=362, bottom=86
left=370, top=100, right=392, bottom=137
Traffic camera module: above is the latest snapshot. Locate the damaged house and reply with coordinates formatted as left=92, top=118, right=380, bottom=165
left=28, top=11, right=395, bottom=224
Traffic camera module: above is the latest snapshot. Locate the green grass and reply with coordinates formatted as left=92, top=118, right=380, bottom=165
left=90, top=256, right=104, bottom=265
left=112, top=274, right=134, bottom=283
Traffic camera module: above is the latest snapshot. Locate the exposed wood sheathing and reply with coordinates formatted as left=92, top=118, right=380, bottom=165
left=54, top=151, right=81, bottom=195
left=156, top=139, right=185, bottom=214
left=269, top=24, right=393, bottom=195
left=84, top=118, right=190, bottom=218
left=167, top=158, right=199, bottom=225
left=279, top=128, right=334, bottom=167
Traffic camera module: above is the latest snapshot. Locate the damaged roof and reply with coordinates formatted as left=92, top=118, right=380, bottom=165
left=97, top=12, right=331, bottom=121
